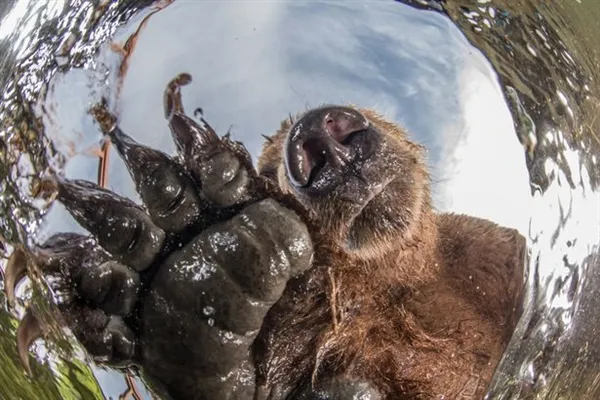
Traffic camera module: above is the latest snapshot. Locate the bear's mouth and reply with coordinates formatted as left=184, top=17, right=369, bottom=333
left=284, top=106, right=371, bottom=187
left=284, top=113, right=384, bottom=197
left=294, top=128, right=385, bottom=209
left=300, top=127, right=370, bottom=188
left=338, top=177, right=388, bottom=206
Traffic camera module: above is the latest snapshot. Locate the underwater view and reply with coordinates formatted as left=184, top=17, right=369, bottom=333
left=0, top=0, right=598, bottom=399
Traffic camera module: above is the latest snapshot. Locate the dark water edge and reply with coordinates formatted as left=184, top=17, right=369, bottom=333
left=0, top=0, right=598, bottom=399
left=0, top=2, right=160, bottom=398
left=397, top=1, right=600, bottom=398
left=400, top=0, right=600, bottom=191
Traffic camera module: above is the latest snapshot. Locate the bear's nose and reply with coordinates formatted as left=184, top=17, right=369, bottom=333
left=284, top=106, right=369, bottom=187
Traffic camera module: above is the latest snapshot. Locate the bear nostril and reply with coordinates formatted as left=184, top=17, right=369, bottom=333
left=324, top=116, right=350, bottom=143
left=325, top=118, right=335, bottom=134
left=302, top=139, right=327, bottom=184
left=323, top=110, right=368, bottom=144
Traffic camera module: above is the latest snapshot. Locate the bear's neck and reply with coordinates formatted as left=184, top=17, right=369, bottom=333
left=341, top=207, right=440, bottom=288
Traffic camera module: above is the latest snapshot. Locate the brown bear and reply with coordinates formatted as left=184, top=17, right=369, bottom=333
left=7, top=73, right=526, bottom=400
left=254, top=106, right=526, bottom=399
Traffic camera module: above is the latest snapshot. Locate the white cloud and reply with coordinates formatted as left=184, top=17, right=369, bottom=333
left=440, top=49, right=532, bottom=234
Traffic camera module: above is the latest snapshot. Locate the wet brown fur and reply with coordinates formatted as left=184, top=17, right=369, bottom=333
left=254, top=109, right=526, bottom=399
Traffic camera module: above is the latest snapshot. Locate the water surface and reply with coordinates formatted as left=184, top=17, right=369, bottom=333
left=0, top=1, right=598, bottom=399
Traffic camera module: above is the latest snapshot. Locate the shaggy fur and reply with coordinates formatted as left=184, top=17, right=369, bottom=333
left=253, top=109, right=526, bottom=399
